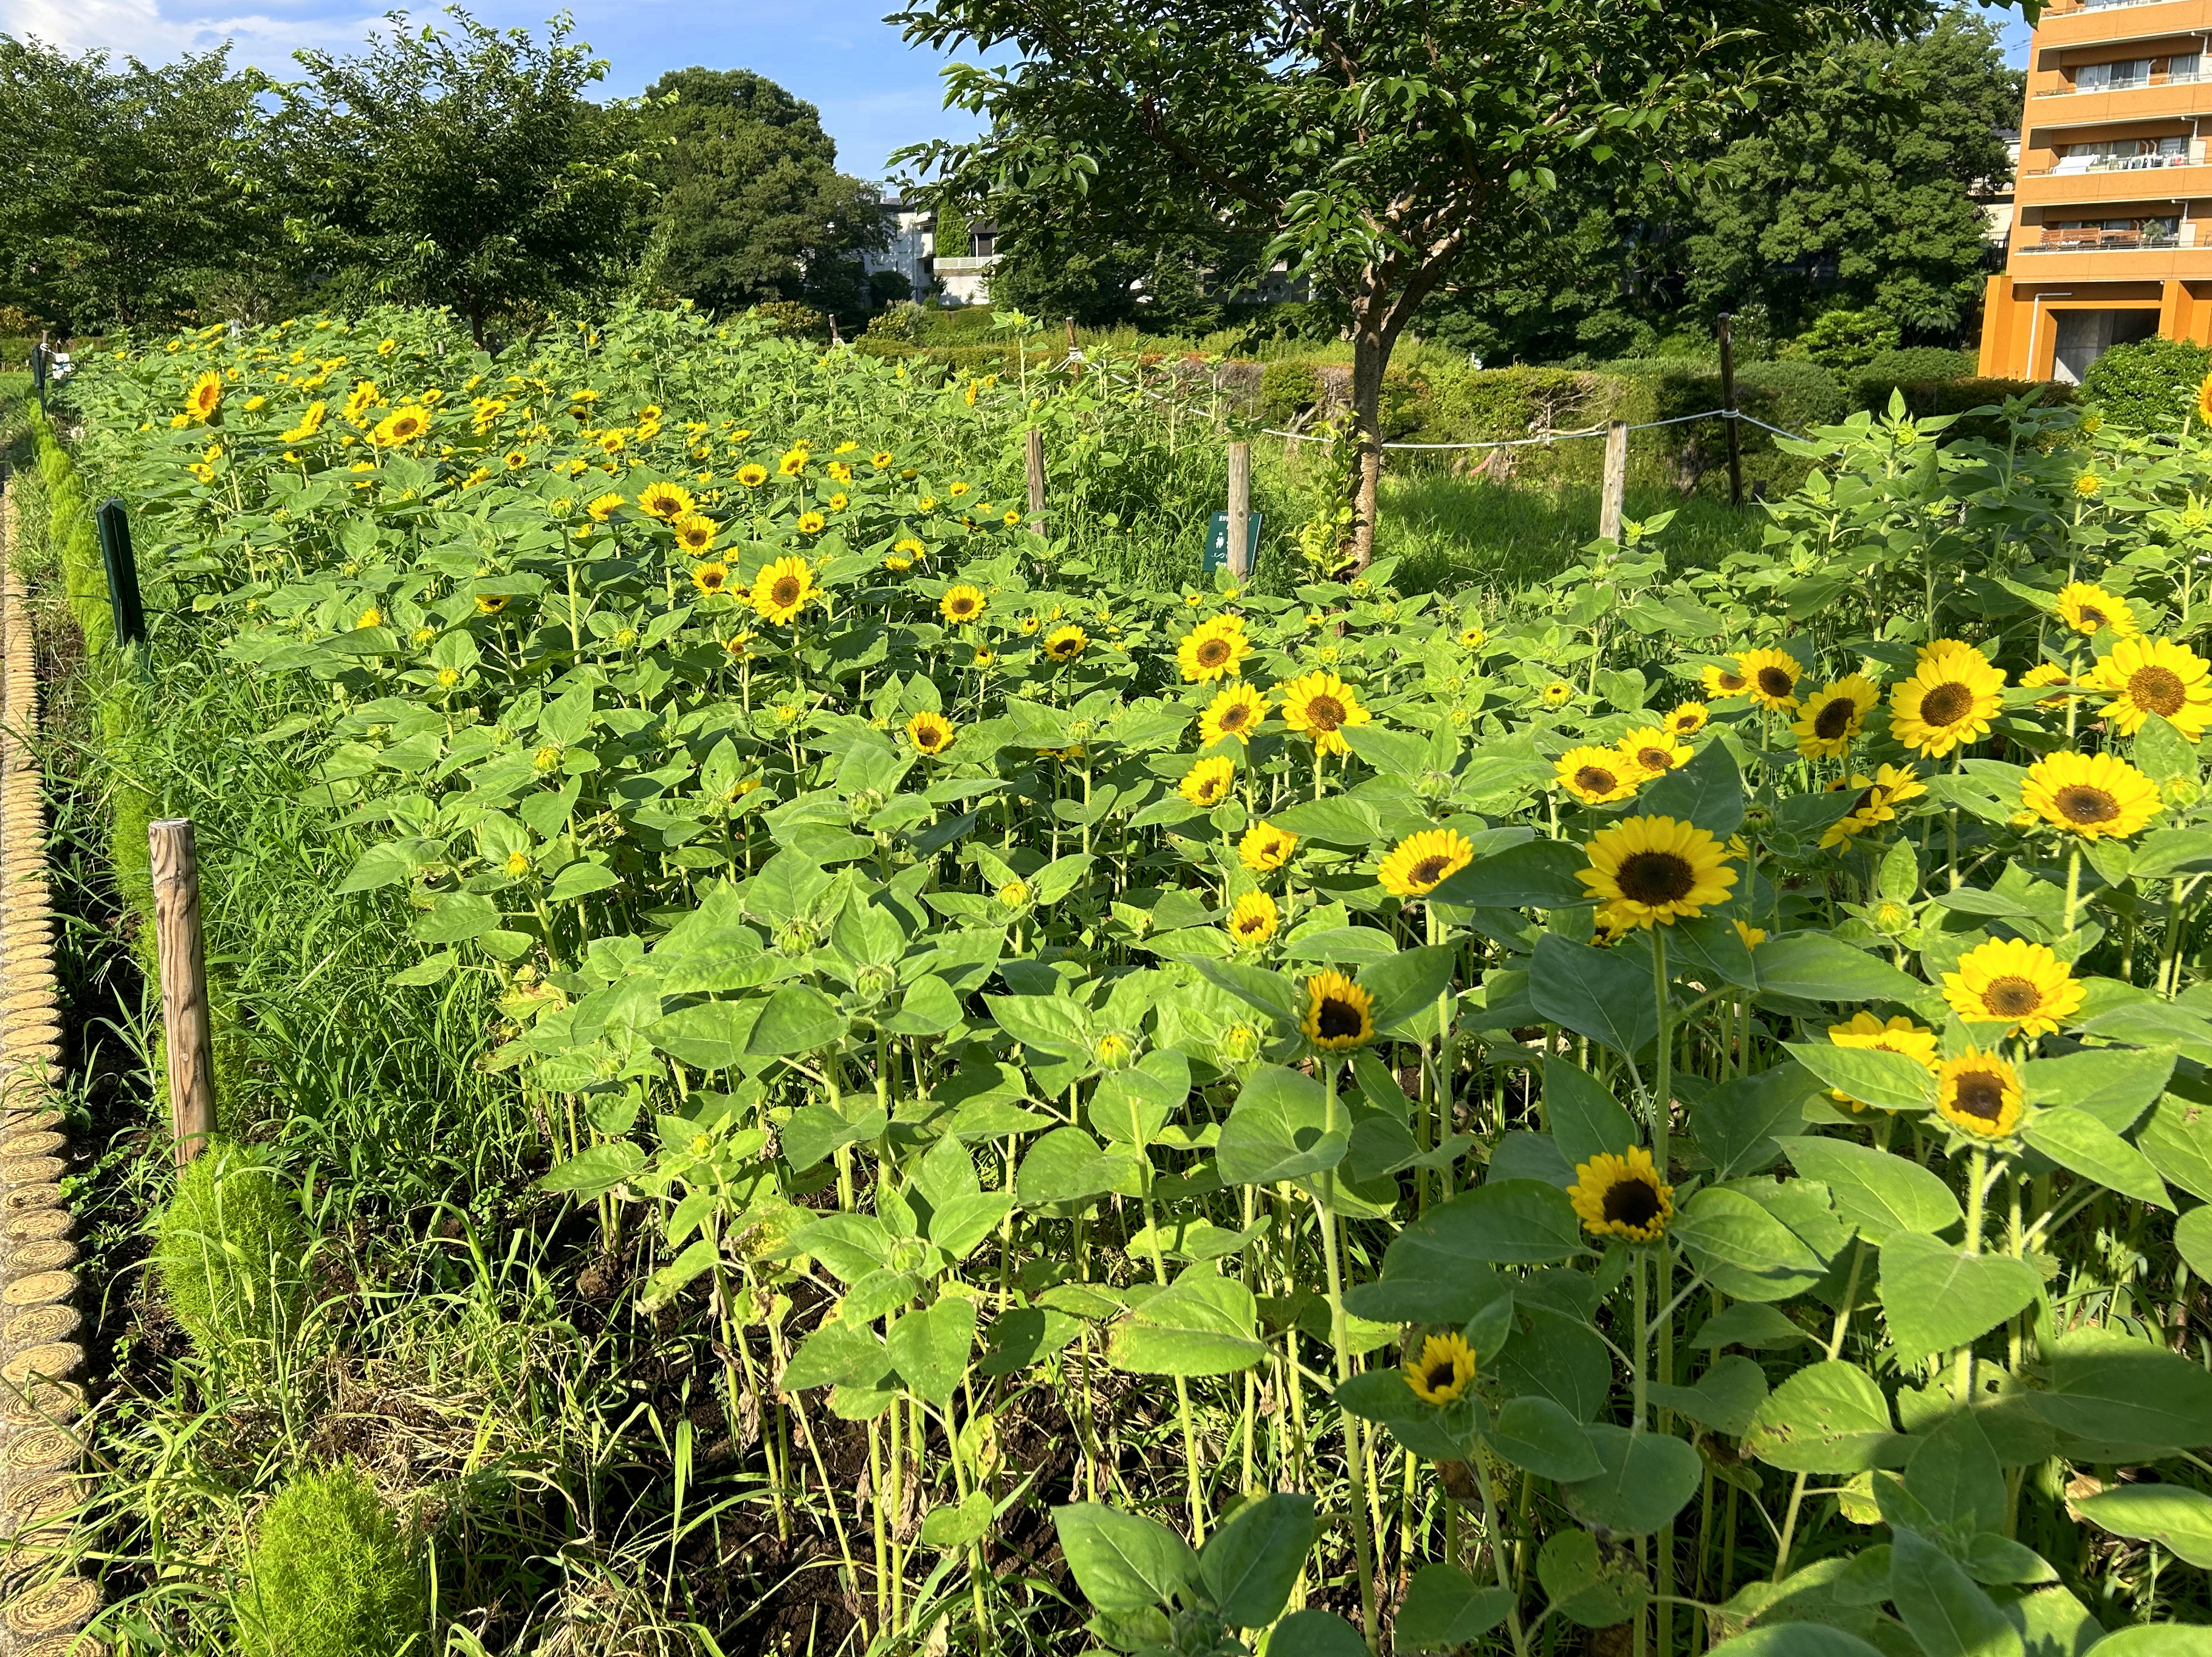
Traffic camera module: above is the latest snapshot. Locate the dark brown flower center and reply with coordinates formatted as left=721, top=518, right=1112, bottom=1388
left=1637, top=747, right=1672, bottom=772
left=1813, top=698, right=1855, bottom=740
left=1316, top=995, right=1365, bottom=1040
left=1850, top=787, right=1880, bottom=816
left=2130, top=665, right=2186, bottom=716
left=1196, top=637, right=1231, bottom=667
left=1616, top=850, right=1695, bottom=905
left=1237, top=911, right=1266, bottom=936
left=2078, top=604, right=2108, bottom=628
left=1306, top=695, right=1346, bottom=731
left=1424, top=1359, right=1458, bottom=1392
left=2055, top=784, right=2117, bottom=824
left=770, top=576, right=800, bottom=605
left=1920, top=682, right=1973, bottom=727
left=950, top=597, right=975, bottom=617
left=1982, top=977, right=2042, bottom=1017
left=1603, top=1177, right=1663, bottom=1227
left=1575, top=766, right=1619, bottom=795
left=1408, top=854, right=1451, bottom=888
left=1951, top=1071, right=2008, bottom=1122
left=1717, top=671, right=1747, bottom=692
left=1219, top=704, right=1252, bottom=731
left=1757, top=666, right=1796, bottom=699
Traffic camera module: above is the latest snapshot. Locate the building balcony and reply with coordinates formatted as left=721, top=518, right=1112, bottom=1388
left=2007, top=224, right=2212, bottom=276
left=2036, top=0, right=2212, bottom=47
left=933, top=256, right=998, bottom=276
left=2024, top=81, right=2212, bottom=130
left=2019, top=158, right=2211, bottom=204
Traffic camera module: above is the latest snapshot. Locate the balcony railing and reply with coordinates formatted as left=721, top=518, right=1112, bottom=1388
left=2073, top=0, right=2199, bottom=13
left=2026, top=151, right=2201, bottom=174
left=2035, top=70, right=2211, bottom=95
left=2018, top=227, right=2195, bottom=250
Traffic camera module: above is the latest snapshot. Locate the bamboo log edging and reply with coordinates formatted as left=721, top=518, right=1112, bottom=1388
left=0, top=476, right=98, bottom=1652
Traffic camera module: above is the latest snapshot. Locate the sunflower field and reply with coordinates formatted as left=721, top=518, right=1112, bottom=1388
left=15, top=303, right=2212, bottom=1656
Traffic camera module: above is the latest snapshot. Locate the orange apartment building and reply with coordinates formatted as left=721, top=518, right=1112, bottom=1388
left=1979, top=0, right=2212, bottom=382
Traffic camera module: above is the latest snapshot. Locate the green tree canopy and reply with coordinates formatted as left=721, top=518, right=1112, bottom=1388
left=268, top=9, right=651, bottom=344
left=0, top=38, right=272, bottom=334
left=894, top=0, right=1958, bottom=566
left=1424, top=8, right=2019, bottom=364
left=637, top=67, right=888, bottom=319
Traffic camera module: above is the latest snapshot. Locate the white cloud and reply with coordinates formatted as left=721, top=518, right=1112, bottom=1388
left=0, top=0, right=383, bottom=71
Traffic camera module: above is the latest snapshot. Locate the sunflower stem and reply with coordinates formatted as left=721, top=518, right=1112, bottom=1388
left=1318, top=1061, right=1381, bottom=1649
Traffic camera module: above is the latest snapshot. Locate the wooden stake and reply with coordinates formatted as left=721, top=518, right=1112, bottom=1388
left=1026, top=428, right=1046, bottom=530
left=1599, top=420, right=1628, bottom=544
left=1717, top=313, right=1744, bottom=508
left=149, top=819, right=215, bottom=1167
left=1226, top=441, right=1252, bottom=579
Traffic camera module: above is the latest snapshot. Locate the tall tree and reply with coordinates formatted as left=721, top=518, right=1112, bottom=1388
left=637, top=68, right=888, bottom=318
left=0, top=38, right=272, bottom=333
left=268, top=10, right=651, bottom=345
left=894, top=0, right=1952, bottom=565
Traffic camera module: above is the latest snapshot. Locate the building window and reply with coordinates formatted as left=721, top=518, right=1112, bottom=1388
left=2076, top=58, right=2151, bottom=91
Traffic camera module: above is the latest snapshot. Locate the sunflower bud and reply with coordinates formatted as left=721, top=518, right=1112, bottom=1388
left=774, top=918, right=822, bottom=956
left=1093, top=1031, right=1136, bottom=1070
left=853, top=963, right=899, bottom=1006
left=2165, top=775, right=2203, bottom=809
left=1221, top=1022, right=1262, bottom=1064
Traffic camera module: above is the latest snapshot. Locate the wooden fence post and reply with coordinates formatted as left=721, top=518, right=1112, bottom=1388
left=1717, top=313, right=1745, bottom=508
left=149, top=819, right=215, bottom=1167
left=1026, top=428, right=1047, bottom=531
left=1226, top=441, right=1252, bottom=579
left=1598, top=420, right=1629, bottom=544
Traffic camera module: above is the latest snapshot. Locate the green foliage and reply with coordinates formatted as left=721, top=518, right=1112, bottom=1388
left=1859, top=346, right=1977, bottom=384
left=636, top=67, right=887, bottom=320
left=238, top=1463, right=424, bottom=1656
left=1258, top=360, right=1320, bottom=425
left=1787, top=309, right=1901, bottom=373
left=2080, top=335, right=2212, bottom=434
left=154, top=1139, right=308, bottom=1360
left=0, top=38, right=278, bottom=332
left=746, top=298, right=826, bottom=339
left=267, top=10, right=650, bottom=343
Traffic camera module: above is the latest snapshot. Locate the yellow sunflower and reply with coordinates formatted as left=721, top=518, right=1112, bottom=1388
left=1378, top=829, right=1476, bottom=899
left=279, top=402, right=327, bottom=443
left=187, top=369, right=224, bottom=422
left=2021, top=663, right=2073, bottom=710
left=355, top=605, right=382, bottom=630
left=1790, top=674, right=1882, bottom=760
left=2022, top=750, right=2162, bottom=840
left=2055, top=581, right=2138, bottom=640
left=1942, top=936, right=2083, bottom=1038
left=1663, top=702, right=1710, bottom=738
left=1826, top=1012, right=1939, bottom=1111
left=1540, top=679, right=1576, bottom=708
left=1178, top=616, right=1250, bottom=682
left=1568, top=1145, right=1674, bottom=1243
left=371, top=405, right=430, bottom=447
left=1200, top=684, right=1270, bottom=746
left=1300, top=969, right=1375, bottom=1051
left=1935, top=1049, right=2024, bottom=1140
left=672, top=513, right=718, bottom=555
left=737, top=464, right=769, bottom=489
left=941, top=585, right=986, bottom=625
left=1700, top=661, right=1751, bottom=699
left=907, top=711, right=956, bottom=756
left=691, top=561, right=732, bottom=598
left=1618, top=726, right=1694, bottom=780
left=1227, top=890, right=1280, bottom=949
left=1556, top=746, right=1639, bottom=806
left=636, top=481, right=694, bottom=521
left=1403, top=1331, right=1477, bottom=1405
left=1736, top=648, right=1803, bottom=711
left=1180, top=755, right=1237, bottom=808
left=1889, top=642, right=2005, bottom=758
left=777, top=446, right=809, bottom=477
left=1277, top=671, right=1372, bottom=758
left=797, top=511, right=826, bottom=535
left=475, top=593, right=511, bottom=616
left=1816, top=764, right=1927, bottom=850
left=1045, top=625, right=1088, bottom=662
left=2087, top=637, right=2212, bottom=740
left=752, top=557, right=815, bottom=623
left=1578, top=815, right=1739, bottom=928
left=1240, top=822, right=1299, bottom=873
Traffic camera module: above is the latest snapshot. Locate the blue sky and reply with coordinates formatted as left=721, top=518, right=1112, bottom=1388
left=0, top=0, right=989, bottom=180
left=0, top=0, right=2036, bottom=182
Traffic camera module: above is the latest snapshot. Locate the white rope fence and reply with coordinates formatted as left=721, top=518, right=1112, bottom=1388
left=1056, top=347, right=1808, bottom=452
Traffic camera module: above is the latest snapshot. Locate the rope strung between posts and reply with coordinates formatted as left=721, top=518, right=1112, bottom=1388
left=1049, top=348, right=1807, bottom=451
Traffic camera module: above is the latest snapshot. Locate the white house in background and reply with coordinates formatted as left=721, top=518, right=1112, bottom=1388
left=860, top=199, right=1000, bottom=306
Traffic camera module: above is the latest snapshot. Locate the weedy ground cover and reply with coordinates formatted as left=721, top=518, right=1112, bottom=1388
left=12, top=306, right=2212, bottom=1656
